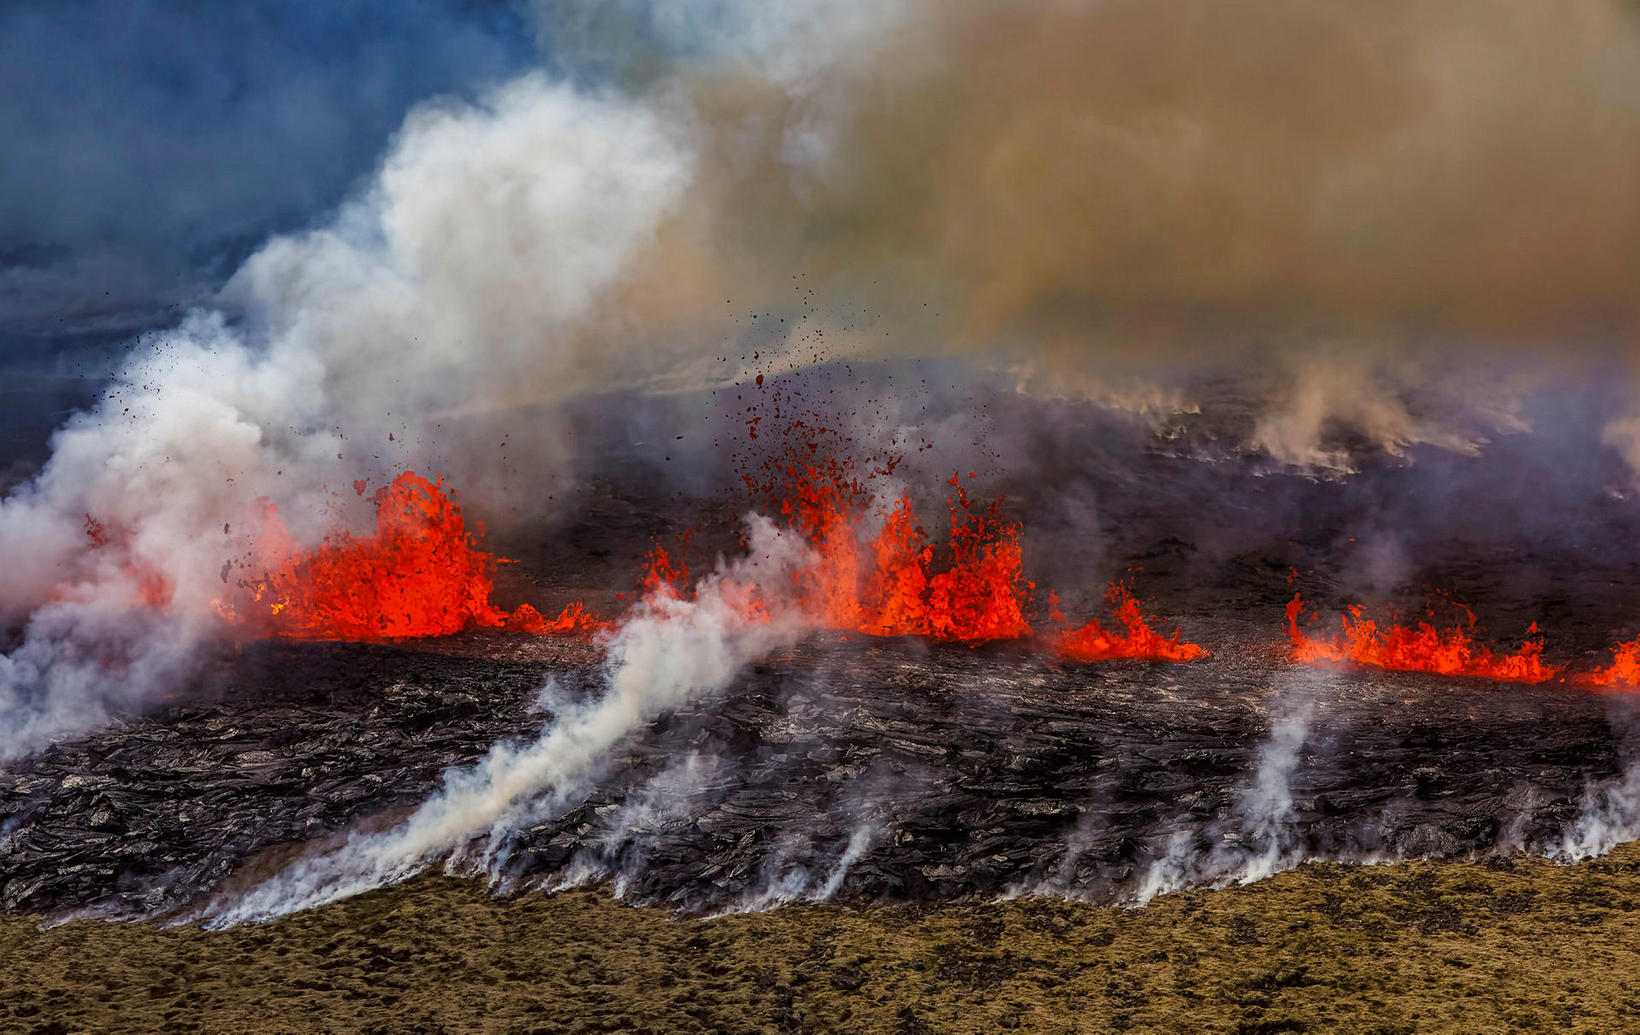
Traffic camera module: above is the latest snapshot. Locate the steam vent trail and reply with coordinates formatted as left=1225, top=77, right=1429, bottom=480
left=10, top=1, right=1640, bottom=1030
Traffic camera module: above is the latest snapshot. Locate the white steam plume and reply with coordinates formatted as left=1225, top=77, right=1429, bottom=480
left=1128, top=672, right=1327, bottom=905
left=706, top=821, right=880, bottom=918
left=542, top=752, right=729, bottom=899
left=0, top=77, right=693, bottom=759
left=1551, top=768, right=1640, bottom=863
left=1547, top=702, right=1640, bottom=861
left=204, top=514, right=813, bottom=926
left=1231, top=692, right=1316, bottom=884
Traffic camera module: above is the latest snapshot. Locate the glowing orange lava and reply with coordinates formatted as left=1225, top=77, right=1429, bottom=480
left=1577, top=640, right=1640, bottom=689
left=1052, top=584, right=1210, bottom=663
left=1284, top=593, right=1561, bottom=684
left=503, top=601, right=610, bottom=637
left=647, top=464, right=1203, bottom=660
left=210, top=434, right=1197, bottom=661
left=198, top=460, right=1640, bottom=685
left=646, top=472, right=1031, bottom=642
left=827, top=480, right=1031, bottom=642
left=705, top=369, right=1203, bottom=659
left=219, top=471, right=597, bottom=641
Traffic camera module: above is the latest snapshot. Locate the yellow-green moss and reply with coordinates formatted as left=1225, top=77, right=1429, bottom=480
left=8, top=846, right=1640, bottom=1032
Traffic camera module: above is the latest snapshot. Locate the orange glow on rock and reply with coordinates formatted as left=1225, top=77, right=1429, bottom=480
left=1578, top=640, right=1640, bottom=689
left=649, top=465, right=1202, bottom=660
left=220, top=472, right=507, bottom=640
left=503, top=601, right=609, bottom=637
left=1053, top=584, right=1210, bottom=663
left=1284, top=592, right=1561, bottom=685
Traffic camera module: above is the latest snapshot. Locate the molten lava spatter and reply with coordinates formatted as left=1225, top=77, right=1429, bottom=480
left=503, top=601, right=609, bottom=637
left=836, top=481, right=1031, bottom=642
left=216, top=367, right=1201, bottom=665
left=220, top=472, right=507, bottom=640
left=1052, top=585, right=1209, bottom=663
left=709, top=360, right=1201, bottom=658
left=647, top=458, right=1200, bottom=658
left=1579, top=640, right=1640, bottom=689
left=1285, top=593, right=1561, bottom=684
left=730, top=387, right=1029, bottom=641
left=219, top=472, right=601, bottom=642
left=654, top=471, right=1034, bottom=643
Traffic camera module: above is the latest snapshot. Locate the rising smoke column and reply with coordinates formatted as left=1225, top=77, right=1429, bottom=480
left=11, top=0, right=1640, bottom=756
left=207, top=514, right=815, bottom=925
left=0, top=0, right=920, bottom=759
left=0, top=77, right=695, bottom=759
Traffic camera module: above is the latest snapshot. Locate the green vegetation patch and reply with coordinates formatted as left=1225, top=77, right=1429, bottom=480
left=8, top=846, right=1640, bottom=1032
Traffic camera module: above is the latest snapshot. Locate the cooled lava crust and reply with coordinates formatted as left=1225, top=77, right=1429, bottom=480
left=2, top=631, right=1630, bottom=919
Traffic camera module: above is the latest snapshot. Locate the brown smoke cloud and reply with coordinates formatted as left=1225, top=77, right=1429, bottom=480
left=625, top=0, right=1640, bottom=367
left=10, top=0, right=1640, bottom=755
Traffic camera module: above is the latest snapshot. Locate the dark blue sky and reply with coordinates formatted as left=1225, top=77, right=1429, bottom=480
left=0, top=0, right=539, bottom=367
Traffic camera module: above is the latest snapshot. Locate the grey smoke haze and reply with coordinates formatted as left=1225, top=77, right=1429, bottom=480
left=207, top=515, right=817, bottom=925
left=9, top=0, right=1640, bottom=758
left=591, top=1, right=1640, bottom=352
left=528, top=0, right=1640, bottom=472
left=14, top=1, right=1640, bottom=454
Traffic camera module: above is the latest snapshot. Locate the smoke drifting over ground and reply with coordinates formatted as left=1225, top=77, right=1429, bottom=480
left=0, top=74, right=697, bottom=752
left=210, top=516, right=813, bottom=924
left=10, top=1, right=1640, bottom=921
left=10, top=634, right=1640, bottom=925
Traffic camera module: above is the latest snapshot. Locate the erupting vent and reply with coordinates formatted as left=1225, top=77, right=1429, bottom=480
left=1052, top=584, right=1210, bottom=664
left=194, top=467, right=1640, bottom=690
left=1285, top=593, right=1562, bottom=684
left=201, top=461, right=1206, bottom=668
left=216, top=472, right=506, bottom=640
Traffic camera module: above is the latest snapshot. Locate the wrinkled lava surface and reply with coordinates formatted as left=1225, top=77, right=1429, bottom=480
left=3, top=630, right=1634, bottom=919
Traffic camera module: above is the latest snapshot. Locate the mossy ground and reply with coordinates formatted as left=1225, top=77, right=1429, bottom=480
left=7, top=846, right=1640, bottom=1032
